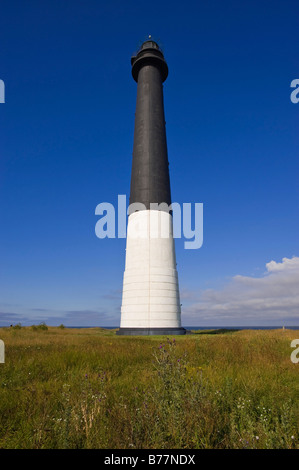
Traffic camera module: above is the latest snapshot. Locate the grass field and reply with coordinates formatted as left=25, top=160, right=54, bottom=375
left=0, top=326, right=298, bottom=449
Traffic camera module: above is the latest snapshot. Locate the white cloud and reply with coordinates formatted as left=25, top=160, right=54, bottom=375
left=182, top=256, right=299, bottom=326
left=266, top=256, right=299, bottom=273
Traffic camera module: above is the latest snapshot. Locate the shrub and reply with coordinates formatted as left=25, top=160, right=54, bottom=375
left=37, top=322, right=48, bottom=331
left=31, top=322, right=48, bottom=331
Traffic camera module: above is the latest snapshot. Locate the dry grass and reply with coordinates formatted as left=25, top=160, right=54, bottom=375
left=0, top=326, right=298, bottom=448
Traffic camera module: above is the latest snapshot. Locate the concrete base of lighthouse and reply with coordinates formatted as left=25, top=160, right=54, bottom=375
left=116, top=327, right=186, bottom=336
left=118, top=210, right=185, bottom=336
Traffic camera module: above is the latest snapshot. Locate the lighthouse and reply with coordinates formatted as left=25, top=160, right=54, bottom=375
left=117, top=39, right=185, bottom=335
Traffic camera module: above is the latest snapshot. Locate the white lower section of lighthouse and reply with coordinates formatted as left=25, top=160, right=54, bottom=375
left=118, top=210, right=185, bottom=334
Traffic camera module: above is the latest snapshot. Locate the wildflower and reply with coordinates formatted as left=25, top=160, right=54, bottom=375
left=291, top=436, right=295, bottom=440
left=255, top=436, right=259, bottom=440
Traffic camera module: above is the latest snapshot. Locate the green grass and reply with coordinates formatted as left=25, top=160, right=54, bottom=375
left=0, top=326, right=298, bottom=449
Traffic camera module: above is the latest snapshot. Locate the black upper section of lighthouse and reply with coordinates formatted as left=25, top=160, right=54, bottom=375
left=129, top=40, right=172, bottom=212
left=131, top=40, right=168, bottom=83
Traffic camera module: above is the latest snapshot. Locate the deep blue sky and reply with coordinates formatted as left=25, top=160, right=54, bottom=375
left=0, top=0, right=298, bottom=326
